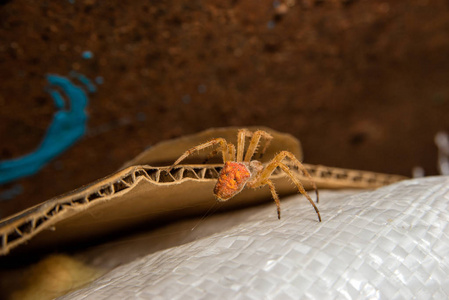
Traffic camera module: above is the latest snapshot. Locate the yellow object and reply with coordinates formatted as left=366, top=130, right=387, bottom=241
left=10, top=254, right=103, bottom=300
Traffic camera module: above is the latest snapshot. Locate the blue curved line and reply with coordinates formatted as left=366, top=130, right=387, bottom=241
left=0, top=74, right=93, bottom=185
left=69, top=71, right=97, bottom=93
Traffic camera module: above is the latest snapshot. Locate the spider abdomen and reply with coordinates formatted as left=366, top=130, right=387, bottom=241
left=214, top=161, right=251, bottom=201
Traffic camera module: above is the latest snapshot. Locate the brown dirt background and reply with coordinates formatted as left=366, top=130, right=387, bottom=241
left=1, top=0, right=449, bottom=218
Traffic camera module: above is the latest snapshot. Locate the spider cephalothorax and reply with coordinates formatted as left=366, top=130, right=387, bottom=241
left=170, top=129, right=321, bottom=221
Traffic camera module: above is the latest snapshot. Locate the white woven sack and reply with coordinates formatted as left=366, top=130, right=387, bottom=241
left=61, top=176, right=449, bottom=299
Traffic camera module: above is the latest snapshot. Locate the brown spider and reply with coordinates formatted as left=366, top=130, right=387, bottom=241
left=169, top=129, right=321, bottom=221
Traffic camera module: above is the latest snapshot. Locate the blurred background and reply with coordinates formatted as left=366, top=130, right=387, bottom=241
left=1, top=0, right=449, bottom=218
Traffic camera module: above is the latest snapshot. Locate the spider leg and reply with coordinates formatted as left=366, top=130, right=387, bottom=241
left=278, top=162, right=321, bottom=222
left=242, top=130, right=273, bottom=162
left=202, top=143, right=236, bottom=164
left=236, top=129, right=249, bottom=162
left=281, top=152, right=319, bottom=203
left=236, top=129, right=273, bottom=162
left=258, top=151, right=319, bottom=202
left=228, top=143, right=236, bottom=161
left=255, top=135, right=273, bottom=160
left=265, top=179, right=282, bottom=219
left=237, top=129, right=273, bottom=162
left=170, top=138, right=231, bottom=168
left=254, top=131, right=273, bottom=160
left=249, top=151, right=321, bottom=222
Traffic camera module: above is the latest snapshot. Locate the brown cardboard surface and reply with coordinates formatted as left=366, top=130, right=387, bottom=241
left=120, top=126, right=303, bottom=167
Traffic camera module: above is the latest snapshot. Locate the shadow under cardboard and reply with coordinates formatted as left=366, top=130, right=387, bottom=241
left=73, top=197, right=281, bottom=270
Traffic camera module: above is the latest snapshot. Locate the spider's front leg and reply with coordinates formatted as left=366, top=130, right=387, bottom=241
left=249, top=151, right=321, bottom=222
left=169, top=138, right=233, bottom=169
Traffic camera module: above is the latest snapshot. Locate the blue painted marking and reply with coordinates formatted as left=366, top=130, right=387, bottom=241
left=47, top=87, right=66, bottom=109
left=82, top=51, right=93, bottom=59
left=70, top=71, right=97, bottom=93
left=0, top=74, right=94, bottom=185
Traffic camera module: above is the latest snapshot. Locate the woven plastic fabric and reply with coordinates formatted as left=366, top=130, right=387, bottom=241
left=61, top=176, right=449, bottom=299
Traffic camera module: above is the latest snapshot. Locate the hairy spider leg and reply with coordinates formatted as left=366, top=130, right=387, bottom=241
left=289, top=157, right=319, bottom=204
left=278, top=163, right=321, bottom=222
left=202, top=143, right=236, bottom=164
left=243, top=130, right=273, bottom=162
left=236, top=129, right=248, bottom=162
left=236, top=129, right=273, bottom=162
left=228, top=143, right=236, bottom=161
left=253, top=134, right=273, bottom=161
left=264, top=179, right=282, bottom=219
left=171, top=138, right=231, bottom=167
left=260, top=151, right=319, bottom=203
left=248, top=151, right=321, bottom=222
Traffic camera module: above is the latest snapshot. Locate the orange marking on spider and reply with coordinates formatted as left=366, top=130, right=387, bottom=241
left=214, top=161, right=251, bottom=201
left=169, top=129, right=321, bottom=221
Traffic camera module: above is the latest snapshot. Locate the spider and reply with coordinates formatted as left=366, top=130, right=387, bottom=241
left=169, top=129, right=321, bottom=221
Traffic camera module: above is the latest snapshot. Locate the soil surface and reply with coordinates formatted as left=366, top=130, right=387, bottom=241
left=1, top=0, right=449, bottom=218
